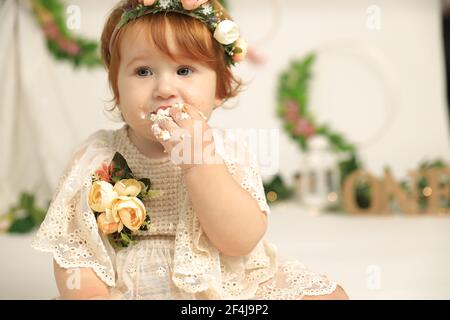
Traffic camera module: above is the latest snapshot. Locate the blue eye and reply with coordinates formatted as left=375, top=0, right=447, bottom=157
left=177, top=67, right=193, bottom=76
left=136, top=67, right=153, bottom=77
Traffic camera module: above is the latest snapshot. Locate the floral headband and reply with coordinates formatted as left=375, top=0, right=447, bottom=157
left=109, top=0, right=247, bottom=66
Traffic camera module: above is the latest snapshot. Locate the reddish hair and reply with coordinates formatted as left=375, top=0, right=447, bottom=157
left=100, top=0, right=242, bottom=109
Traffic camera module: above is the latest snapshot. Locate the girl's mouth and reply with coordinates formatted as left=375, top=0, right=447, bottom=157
left=151, top=105, right=171, bottom=115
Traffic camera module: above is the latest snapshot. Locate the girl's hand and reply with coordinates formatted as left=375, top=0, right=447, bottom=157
left=152, top=104, right=216, bottom=172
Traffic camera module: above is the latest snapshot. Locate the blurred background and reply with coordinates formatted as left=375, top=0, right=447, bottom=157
left=0, top=0, right=449, bottom=299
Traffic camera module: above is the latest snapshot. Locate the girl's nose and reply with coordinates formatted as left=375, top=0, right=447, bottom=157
left=153, top=75, right=177, bottom=100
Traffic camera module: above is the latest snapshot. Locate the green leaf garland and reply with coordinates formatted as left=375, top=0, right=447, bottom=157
left=277, top=52, right=356, bottom=153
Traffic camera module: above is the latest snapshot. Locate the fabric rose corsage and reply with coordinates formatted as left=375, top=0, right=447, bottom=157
left=88, top=152, right=161, bottom=248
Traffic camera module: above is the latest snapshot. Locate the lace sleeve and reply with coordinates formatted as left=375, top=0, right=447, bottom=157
left=31, top=130, right=117, bottom=287
left=213, top=130, right=270, bottom=216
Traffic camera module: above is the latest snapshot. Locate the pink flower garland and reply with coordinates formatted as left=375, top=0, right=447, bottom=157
left=283, top=100, right=316, bottom=138
left=32, top=1, right=81, bottom=56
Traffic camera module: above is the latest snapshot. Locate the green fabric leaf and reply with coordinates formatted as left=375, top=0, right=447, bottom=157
left=138, top=178, right=151, bottom=190
left=111, top=152, right=135, bottom=180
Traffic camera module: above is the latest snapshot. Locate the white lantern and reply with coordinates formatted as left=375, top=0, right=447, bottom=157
left=298, top=136, right=342, bottom=213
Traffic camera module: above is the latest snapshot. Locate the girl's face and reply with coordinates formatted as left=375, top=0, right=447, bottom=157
left=117, top=21, right=221, bottom=144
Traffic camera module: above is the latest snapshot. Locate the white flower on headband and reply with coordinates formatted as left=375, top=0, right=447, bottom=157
left=214, top=20, right=240, bottom=45
left=159, top=0, right=172, bottom=9
left=201, top=3, right=213, bottom=15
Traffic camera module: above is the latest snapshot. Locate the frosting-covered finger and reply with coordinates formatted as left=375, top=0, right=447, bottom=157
left=151, top=123, right=171, bottom=141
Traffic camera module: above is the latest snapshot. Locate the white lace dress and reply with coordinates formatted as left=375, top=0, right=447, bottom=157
left=32, top=124, right=337, bottom=300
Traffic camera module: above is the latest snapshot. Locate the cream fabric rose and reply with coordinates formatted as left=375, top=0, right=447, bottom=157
left=233, top=38, right=248, bottom=62
left=113, top=179, right=142, bottom=197
left=111, top=196, right=147, bottom=231
left=181, top=0, right=209, bottom=10
left=88, top=181, right=118, bottom=212
left=97, top=210, right=122, bottom=235
left=213, top=20, right=240, bottom=45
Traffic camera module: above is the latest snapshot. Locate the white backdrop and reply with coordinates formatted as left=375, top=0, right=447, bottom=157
left=1, top=0, right=449, bottom=211
left=1, top=0, right=450, bottom=301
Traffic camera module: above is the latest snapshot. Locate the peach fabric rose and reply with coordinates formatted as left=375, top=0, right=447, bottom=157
left=140, top=0, right=157, bottom=6
left=180, top=0, right=209, bottom=10
left=97, top=210, right=122, bottom=235
left=111, top=197, right=147, bottom=231
left=232, top=38, right=248, bottom=63
left=113, top=179, right=143, bottom=197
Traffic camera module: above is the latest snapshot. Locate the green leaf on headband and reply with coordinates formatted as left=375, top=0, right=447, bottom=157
left=219, top=0, right=229, bottom=9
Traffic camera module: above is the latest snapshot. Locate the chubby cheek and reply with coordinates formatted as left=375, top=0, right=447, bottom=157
left=119, top=77, right=146, bottom=111
left=118, top=74, right=156, bottom=139
left=185, top=87, right=216, bottom=118
left=198, top=74, right=218, bottom=117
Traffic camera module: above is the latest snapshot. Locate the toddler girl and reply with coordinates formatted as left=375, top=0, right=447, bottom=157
left=32, top=0, right=348, bottom=300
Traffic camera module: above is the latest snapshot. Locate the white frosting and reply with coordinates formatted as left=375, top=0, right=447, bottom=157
left=148, top=104, right=191, bottom=141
